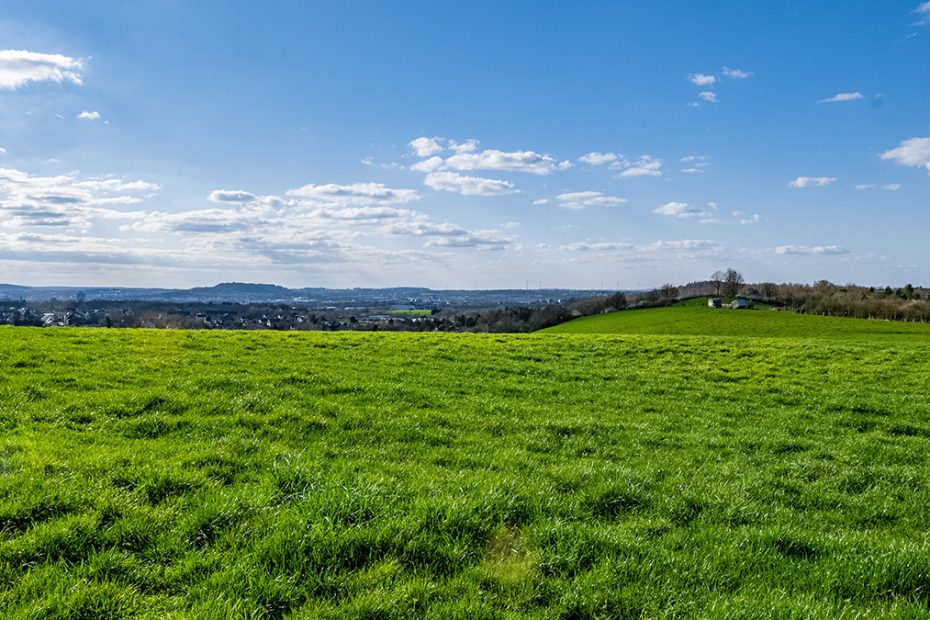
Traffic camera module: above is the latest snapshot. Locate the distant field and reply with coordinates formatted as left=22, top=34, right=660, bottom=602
left=388, top=309, right=433, bottom=317
left=1, top=324, right=930, bottom=617
left=545, top=300, right=930, bottom=340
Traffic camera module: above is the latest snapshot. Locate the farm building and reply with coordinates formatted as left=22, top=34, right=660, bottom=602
left=731, top=298, right=750, bottom=309
left=708, top=297, right=722, bottom=308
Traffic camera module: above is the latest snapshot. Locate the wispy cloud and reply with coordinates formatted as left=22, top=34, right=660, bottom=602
left=0, top=50, right=83, bottom=89
left=855, top=183, right=902, bottom=191
left=775, top=245, right=849, bottom=256
left=789, top=176, right=836, bottom=188
left=699, top=91, right=717, bottom=103
left=881, top=137, right=930, bottom=175
left=817, top=92, right=863, bottom=104
left=722, top=66, right=752, bottom=79
left=77, top=110, right=101, bottom=120
left=556, top=191, right=627, bottom=209
left=614, top=155, right=662, bottom=178
left=914, top=1, right=930, bottom=25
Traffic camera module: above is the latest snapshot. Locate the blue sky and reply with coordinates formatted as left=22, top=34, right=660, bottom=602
left=1, top=1, right=928, bottom=289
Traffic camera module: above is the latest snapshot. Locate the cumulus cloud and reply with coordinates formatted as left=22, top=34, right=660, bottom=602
left=77, top=110, right=101, bottom=120
left=688, top=73, right=716, bottom=86
left=699, top=91, right=717, bottom=103
left=208, top=189, right=259, bottom=204
left=578, top=152, right=618, bottom=165
left=285, top=182, right=420, bottom=205
left=775, top=245, right=849, bottom=256
left=0, top=50, right=83, bottom=89
left=424, top=171, right=517, bottom=196
left=881, top=137, right=930, bottom=175
left=444, top=148, right=559, bottom=175
left=653, top=201, right=719, bottom=221
left=423, top=231, right=512, bottom=250
left=817, top=92, right=863, bottom=103
left=615, top=155, right=662, bottom=178
left=556, top=191, right=627, bottom=209
left=722, top=67, right=752, bottom=79
left=0, top=167, right=158, bottom=229
left=409, top=136, right=445, bottom=157
left=408, top=137, right=563, bottom=176
left=789, top=176, right=836, bottom=188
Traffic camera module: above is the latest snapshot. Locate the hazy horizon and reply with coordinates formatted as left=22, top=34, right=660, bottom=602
left=1, top=2, right=929, bottom=289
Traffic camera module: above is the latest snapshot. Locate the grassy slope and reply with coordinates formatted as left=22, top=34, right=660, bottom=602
left=544, top=302, right=930, bottom=340
left=0, top=326, right=929, bottom=617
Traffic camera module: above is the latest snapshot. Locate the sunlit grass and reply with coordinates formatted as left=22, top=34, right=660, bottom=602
left=1, top=325, right=929, bottom=617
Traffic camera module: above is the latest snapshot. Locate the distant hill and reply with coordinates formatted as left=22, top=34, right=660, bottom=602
left=543, top=297, right=930, bottom=340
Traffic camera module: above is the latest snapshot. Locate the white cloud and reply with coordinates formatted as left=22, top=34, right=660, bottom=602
left=654, top=202, right=695, bottom=218
left=285, top=182, right=420, bottom=206
left=722, top=66, right=752, bottom=79
left=645, top=239, right=721, bottom=252
left=408, top=137, right=563, bottom=176
left=0, top=167, right=158, bottom=229
left=558, top=241, right=633, bottom=252
left=688, top=73, right=716, bottom=86
left=681, top=167, right=703, bottom=174
left=789, top=176, right=836, bottom=188
left=77, top=110, right=101, bottom=120
left=855, top=183, right=902, bottom=191
left=443, top=148, right=560, bottom=175
left=410, top=156, right=445, bottom=173
left=0, top=147, right=6, bottom=154
left=699, top=91, right=717, bottom=103
left=615, top=155, right=662, bottom=178
left=556, top=191, right=627, bottom=209
left=208, top=189, right=260, bottom=203
left=775, top=245, right=849, bottom=256
left=653, top=201, right=719, bottom=222
left=532, top=198, right=549, bottom=205
left=578, top=152, right=618, bottom=165
left=424, top=171, right=517, bottom=196
left=409, top=136, right=445, bottom=157
left=739, top=213, right=760, bottom=225
left=817, top=92, right=863, bottom=104
left=881, top=137, right=930, bottom=175
left=915, top=1, right=930, bottom=24
left=0, top=50, right=83, bottom=89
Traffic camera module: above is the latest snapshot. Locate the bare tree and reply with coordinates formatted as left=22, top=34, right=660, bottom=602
left=659, top=283, right=679, bottom=301
left=722, top=268, right=745, bottom=298
left=711, top=270, right=725, bottom=295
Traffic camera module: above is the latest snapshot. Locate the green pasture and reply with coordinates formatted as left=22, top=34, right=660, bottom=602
left=545, top=299, right=930, bottom=340
left=0, top=322, right=929, bottom=618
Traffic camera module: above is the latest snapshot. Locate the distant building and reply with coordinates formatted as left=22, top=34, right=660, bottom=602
left=731, top=298, right=750, bottom=309
left=708, top=297, right=722, bottom=308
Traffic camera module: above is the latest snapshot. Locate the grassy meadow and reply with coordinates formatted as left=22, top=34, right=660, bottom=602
left=545, top=300, right=930, bottom=340
left=1, top=308, right=930, bottom=618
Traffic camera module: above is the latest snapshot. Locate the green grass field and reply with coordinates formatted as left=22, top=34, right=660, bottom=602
left=545, top=300, right=930, bottom=341
left=1, top=314, right=930, bottom=617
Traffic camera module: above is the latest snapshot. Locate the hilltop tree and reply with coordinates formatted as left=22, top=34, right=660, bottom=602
left=722, top=268, right=745, bottom=298
left=711, top=270, right=725, bottom=295
left=659, top=283, right=679, bottom=301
